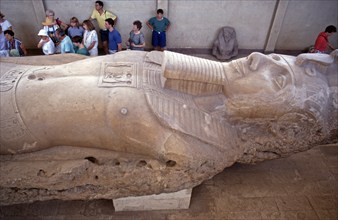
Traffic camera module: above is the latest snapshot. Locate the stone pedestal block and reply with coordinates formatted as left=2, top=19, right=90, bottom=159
left=113, top=189, right=192, bottom=211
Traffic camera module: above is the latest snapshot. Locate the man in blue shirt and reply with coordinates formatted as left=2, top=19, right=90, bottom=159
left=146, top=9, right=171, bottom=51
left=104, top=18, right=122, bottom=54
left=56, top=28, right=75, bottom=54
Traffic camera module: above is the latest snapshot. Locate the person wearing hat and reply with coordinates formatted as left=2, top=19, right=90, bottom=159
left=42, top=16, right=60, bottom=44
left=44, top=9, right=68, bottom=31
left=4, top=29, right=27, bottom=56
left=37, top=29, right=55, bottom=55
left=0, top=12, right=12, bottom=31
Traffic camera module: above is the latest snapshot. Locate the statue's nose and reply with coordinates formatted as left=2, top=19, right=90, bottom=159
left=247, top=52, right=269, bottom=71
left=247, top=52, right=285, bottom=72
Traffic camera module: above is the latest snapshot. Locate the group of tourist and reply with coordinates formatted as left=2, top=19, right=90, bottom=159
left=0, top=1, right=171, bottom=57
left=0, top=12, right=27, bottom=57
left=0, top=0, right=336, bottom=57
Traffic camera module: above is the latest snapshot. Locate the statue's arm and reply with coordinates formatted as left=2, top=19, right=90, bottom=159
left=0, top=54, right=88, bottom=66
left=162, top=51, right=227, bottom=86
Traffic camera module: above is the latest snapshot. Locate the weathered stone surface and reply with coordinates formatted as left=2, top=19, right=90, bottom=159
left=113, top=189, right=192, bottom=211
left=212, top=26, right=238, bottom=60
left=0, top=50, right=337, bottom=205
left=0, top=53, right=88, bottom=66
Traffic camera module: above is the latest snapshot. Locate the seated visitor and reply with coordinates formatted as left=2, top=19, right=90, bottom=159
left=72, top=36, right=89, bottom=56
left=37, top=29, right=55, bottom=55
left=313, top=25, right=337, bottom=53
left=68, top=17, right=84, bottom=38
left=4, top=29, right=27, bottom=56
left=55, top=28, right=75, bottom=54
left=82, top=20, right=98, bottom=56
left=126, top=20, right=145, bottom=51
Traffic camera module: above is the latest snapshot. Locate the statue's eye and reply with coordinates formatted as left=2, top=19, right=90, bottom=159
left=305, top=66, right=317, bottom=76
left=274, top=75, right=286, bottom=89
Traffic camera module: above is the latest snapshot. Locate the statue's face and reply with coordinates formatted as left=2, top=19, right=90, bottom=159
left=224, top=52, right=294, bottom=98
left=223, top=30, right=233, bottom=41
left=223, top=52, right=329, bottom=118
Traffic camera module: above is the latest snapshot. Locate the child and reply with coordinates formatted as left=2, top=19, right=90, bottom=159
left=68, top=17, right=84, bottom=38
left=37, top=29, right=55, bottom=55
left=126, top=20, right=145, bottom=51
left=82, top=20, right=98, bottom=56
left=72, top=35, right=89, bottom=56
left=313, top=25, right=337, bottom=53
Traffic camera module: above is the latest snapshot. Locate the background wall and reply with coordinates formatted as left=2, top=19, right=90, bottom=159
left=0, top=0, right=337, bottom=52
left=275, top=0, right=338, bottom=50
left=168, top=0, right=276, bottom=49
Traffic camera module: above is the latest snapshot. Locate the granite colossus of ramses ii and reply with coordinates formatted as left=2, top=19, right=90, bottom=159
left=0, top=50, right=337, bottom=205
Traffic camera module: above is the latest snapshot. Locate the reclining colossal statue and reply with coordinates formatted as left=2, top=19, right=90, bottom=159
left=0, top=50, right=337, bottom=205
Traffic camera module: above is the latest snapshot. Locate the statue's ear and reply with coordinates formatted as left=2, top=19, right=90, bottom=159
left=296, top=49, right=337, bottom=66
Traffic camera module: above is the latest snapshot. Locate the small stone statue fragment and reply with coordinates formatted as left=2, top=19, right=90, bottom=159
left=212, top=26, right=238, bottom=60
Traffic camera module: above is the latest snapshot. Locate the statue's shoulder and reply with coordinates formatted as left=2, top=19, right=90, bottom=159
left=145, top=51, right=164, bottom=65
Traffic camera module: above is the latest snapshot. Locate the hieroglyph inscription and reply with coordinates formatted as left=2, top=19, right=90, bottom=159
left=0, top=69, right=27, bottom=141
left=98, top=62, right=138, bottom=88
left=0, top=117, right=26, bottom=141
left=0, top=69, right=25, bottom=92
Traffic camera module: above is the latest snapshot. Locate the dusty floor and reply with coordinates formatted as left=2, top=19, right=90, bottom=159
left=0, top=145, right=337, bottom=220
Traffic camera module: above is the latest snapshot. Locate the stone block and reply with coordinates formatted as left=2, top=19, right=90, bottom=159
left=113, top=189, right=192, bottom=211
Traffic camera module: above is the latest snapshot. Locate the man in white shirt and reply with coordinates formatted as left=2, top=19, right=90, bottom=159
left=0, top=25, right=8, bottom=57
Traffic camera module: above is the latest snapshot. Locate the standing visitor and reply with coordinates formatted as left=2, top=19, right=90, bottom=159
left=105, top=18, right=122, bottom=54
left=126, top=20, right=145, bottom=51
left=42, top=11, right=61, bottom=53
left=82, top=20, right=98, bottom=56
left=0, top=26, right=8, bottom=57
left=0, top=12, right=12, bottom=31
left=89, top=0, right=118, bottom=54
left=146, top=9, right=170, bottom=51
left=68, top=17, right=84, bottom=38
left=55, top=28, right=75, bottom=54
left=44, top=9, right=68, bottom=31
